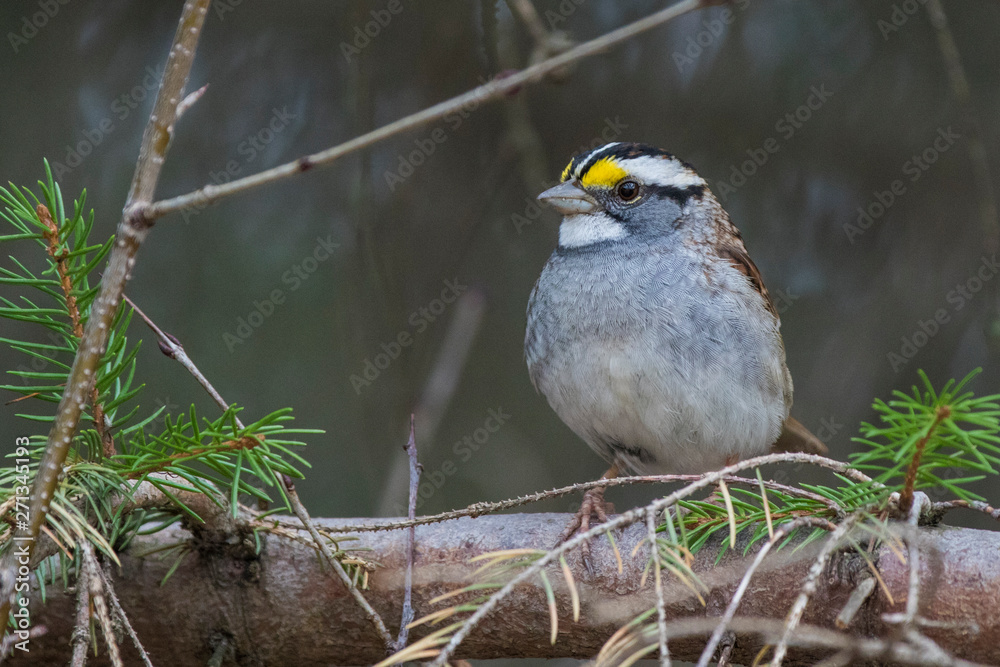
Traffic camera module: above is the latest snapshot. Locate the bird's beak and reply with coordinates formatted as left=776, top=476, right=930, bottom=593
left=537, top=181, right=600, bottom=216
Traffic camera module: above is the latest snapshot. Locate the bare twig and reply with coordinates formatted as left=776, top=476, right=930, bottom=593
left=506, top=0, right=550, bottom=48
left=641, top=616, right=989, bottom=667
left=696, top=516, right=839, bottom=667
left=327, top=456, right=867, bottom=534
left=175, top=83, right=209, bottom=121
left=96, top=563, right=155, bottom=667
left=716, top=638, right=734, bottom=667
left=121, top=296, right=395, bottom=651
left=206, top=636, right=232, bottom=667
left=282, top=476, right=395, bottom=653
left=0, top=0, right=211, bottom=628
left=144, top=0, right=703, bottom=221
left=928, top=499, right=1000, bottom=522
left=769, top=513, right=864, bottom=666
left=393, top=415, right=422, bottom=652
left=69, top=556, right=92, bottom=667
left=647, top=511, right=671, bottom=667
left=123, top=294, right=233, bottom=414
left=835, top=577, right=876, bottom=629
left=82, top=543, right=123, bottom=667
left=903, top=494, right=927, bottom=627
left=377, top=289, right=485, bottom=516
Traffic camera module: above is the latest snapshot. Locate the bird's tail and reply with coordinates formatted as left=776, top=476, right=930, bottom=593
left=771, top=415, right=828, bottom=455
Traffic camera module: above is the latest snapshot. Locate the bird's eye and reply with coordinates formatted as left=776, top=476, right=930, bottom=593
left=616, top=180, right=639, bottom=201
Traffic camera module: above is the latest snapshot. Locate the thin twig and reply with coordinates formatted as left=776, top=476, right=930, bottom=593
left=716, top=639, right=734, bottom=667
left=282, top=476, right=395, bottom=652
left=175, top=83, right=209, bottom=121
left=696, top=516, right=838, bottom=667
left=123, top=294, right=233, bottom=416
left=393, top=415, right=422, bottom=652
left=835, top=577, right=876, bottom=629
left=206, top=636, right=231, bottom=667
left=900, top=492, right=930, bottom=629
left=506, top=0, right=552, bottom=48
left=122, top=297, right=395, bottom=650
left=69, top=556, right=92, bottom=667
left=0, top=0, right=211, bottom=628
left=502, top=0, right=576, bottom=84
left=96, top=563, right=155, bottom=667
left=144, top=0, right=703, bottom=222
left=377, top=289, right=485, bottom=516
left=647, top=511, right=671, bottom=667
left=768, top=514, right=864, bottom=666
left=928, top=499, right=1000, bottom=522
left=82, top=543, right=123, bottom=667
left=322, top=458, right=866, bottom=534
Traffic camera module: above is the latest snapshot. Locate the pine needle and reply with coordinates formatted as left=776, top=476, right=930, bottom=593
left=559, top=555, right=580, bottom=622
left=718, top=478, right=737, bottom=550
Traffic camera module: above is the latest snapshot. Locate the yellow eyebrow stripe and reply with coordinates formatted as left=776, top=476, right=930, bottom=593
left=579, top=157, right=627, bottom=189
left=560, top=161, right=573, bottom=182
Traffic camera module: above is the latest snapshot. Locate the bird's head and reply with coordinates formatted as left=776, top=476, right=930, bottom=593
left=539, top=142, right=718, bottom=250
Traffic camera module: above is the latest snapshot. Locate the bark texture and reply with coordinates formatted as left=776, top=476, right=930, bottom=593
left=12, top=514, right=1000, bottom=666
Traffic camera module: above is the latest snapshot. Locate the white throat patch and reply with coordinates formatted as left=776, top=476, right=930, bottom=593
left=558, top=214, right=627, bottom=249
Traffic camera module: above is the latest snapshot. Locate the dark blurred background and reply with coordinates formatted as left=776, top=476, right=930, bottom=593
left=2, top=0, right=999, bottom=542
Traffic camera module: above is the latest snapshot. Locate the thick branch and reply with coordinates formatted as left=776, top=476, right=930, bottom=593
left=14, top=515, right=1000, bottom=666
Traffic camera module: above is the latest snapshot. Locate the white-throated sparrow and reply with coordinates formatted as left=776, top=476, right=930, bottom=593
left=524, top=142, right=825, bottom=545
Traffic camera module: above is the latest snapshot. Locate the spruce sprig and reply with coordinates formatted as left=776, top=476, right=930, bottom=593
left=0, top=165, right=318, bottom=565
left=849, top=368, right=1000, bottom=508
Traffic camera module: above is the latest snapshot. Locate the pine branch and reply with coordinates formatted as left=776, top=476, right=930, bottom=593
left=37, top=203, right=112, bottom=455
left=899, top=406, right=950, bottom=514
left=0, top=0, right=212, bottom=627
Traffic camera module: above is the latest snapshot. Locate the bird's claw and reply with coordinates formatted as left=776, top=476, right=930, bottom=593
left=557, top=486, right=615, bottom=573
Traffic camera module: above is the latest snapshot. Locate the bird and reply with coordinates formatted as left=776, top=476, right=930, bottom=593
left=524, top=142, right=826, bottom=547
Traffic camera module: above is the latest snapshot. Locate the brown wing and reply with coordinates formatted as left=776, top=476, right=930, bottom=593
left=771, top=416, right=828, bottom=455
left=718, top=244, right=778, bottom=319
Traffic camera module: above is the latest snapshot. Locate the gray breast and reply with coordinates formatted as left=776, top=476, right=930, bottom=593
left=525, top=244, right=790, bottom=475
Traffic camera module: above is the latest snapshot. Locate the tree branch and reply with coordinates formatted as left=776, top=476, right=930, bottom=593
left=14, top=514, right=1000, bottom=666
left=143, top=0, right=704, bottom=222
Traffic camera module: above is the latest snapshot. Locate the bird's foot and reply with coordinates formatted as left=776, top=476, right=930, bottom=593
left=558, top=485, right=616, bottom=572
